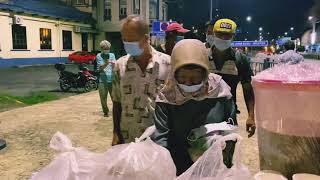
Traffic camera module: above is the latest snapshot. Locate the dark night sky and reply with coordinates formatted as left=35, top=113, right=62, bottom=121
left=168, top=0, right=315, bottom=40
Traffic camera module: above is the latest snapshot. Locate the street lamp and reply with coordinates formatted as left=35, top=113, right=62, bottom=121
left=259, top=27, right=263, bottom=31
left=309, top=16, right=314, bottom=21
left=246, top=16, right=252, bottom=22
left=284, top=32, right=288, bottom=36
left=290, top=27, right=294, bottom=31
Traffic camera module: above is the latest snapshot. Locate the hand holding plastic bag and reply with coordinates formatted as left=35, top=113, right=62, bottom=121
left=95, top=126, right=176, bottom=180
left=177, top=133, right=253, bottom=180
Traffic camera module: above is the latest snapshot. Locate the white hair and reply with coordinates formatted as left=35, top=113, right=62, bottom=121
left=100, top=40, right=111, bottom=49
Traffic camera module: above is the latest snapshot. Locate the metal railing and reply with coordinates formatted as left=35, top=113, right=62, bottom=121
left=250, top=60, right=278, bottom=75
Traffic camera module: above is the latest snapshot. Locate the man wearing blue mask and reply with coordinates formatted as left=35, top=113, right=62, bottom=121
left=155, top=22, right=190, bottom=55
left=209, top=19, right=256, bottom=138
left=111, top=15, right=171, bottom=145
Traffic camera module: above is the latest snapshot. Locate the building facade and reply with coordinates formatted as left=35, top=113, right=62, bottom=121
left=94, top=0, right=168, bottom=58
left=0, top=0, right=95, bottom=68
left=0, top=0, right=168, bottom=68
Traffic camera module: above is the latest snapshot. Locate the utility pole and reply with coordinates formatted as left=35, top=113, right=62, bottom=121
left=210, top=0, right=213, bottom=20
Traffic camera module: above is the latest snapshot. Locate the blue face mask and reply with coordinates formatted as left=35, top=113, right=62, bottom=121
left=176, top=36, right=185, bottom=43
left=123, top=41, right=144, bottom=57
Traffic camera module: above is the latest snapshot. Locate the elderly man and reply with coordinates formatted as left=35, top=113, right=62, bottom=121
left=111, top=15, right=171, bottom=145
left=96, top=40, right=116, bottom=117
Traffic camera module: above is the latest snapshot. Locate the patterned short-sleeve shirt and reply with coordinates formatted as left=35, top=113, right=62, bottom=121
left=112, top=47, right=171, bottom=142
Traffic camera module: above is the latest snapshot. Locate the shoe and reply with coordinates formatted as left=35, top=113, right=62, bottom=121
left=104, top=113, right=109, bottom=117
left=0, top=139, right=6, bottom=150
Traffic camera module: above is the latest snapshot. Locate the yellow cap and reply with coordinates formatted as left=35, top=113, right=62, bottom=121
left=213, top=19, right=237, bottom=34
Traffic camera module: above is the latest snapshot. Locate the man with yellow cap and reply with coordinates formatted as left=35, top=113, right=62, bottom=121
left=208, top=18, right=256, bottom=137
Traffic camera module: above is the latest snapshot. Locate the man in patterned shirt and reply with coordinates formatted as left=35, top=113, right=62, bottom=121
left=111, top=15, right=171, bottom=145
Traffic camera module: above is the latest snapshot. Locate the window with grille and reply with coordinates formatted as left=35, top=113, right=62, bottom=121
left=12, top=25, right=27, bottom=50
left=119, top=0, right=127, bottom=19
left=104, top=0, right=112, bottom=21
left=133, top=0, right=140, bottom=14
left=62, top=30, right=72, bottom=50
left=149, top=0, right=158, bottom=20
left=75, top=0, right=86, bottom=5
left=40, top=28, right=52, bottom=50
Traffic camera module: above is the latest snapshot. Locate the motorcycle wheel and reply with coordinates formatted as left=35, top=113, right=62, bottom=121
left=84, top=80, right=98, bottom=92
left=60, top=79, right=71, bottom=92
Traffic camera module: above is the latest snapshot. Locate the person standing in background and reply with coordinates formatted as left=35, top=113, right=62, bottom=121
left=96, top=40, right=116, bottom=117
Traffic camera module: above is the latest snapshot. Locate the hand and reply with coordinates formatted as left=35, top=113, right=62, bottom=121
left=112, top=132, right=124, bottom=146
left=246, top=117, right=256, bottom=138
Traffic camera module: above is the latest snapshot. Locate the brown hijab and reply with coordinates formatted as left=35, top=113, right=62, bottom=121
left=156, top=39, right=232, bottom=105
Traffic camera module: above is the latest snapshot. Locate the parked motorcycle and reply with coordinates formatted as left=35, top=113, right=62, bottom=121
left=54, top=63, right=98, bottom=92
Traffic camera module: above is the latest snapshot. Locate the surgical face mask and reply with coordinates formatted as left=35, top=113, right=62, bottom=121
left=176, top=36, right=184, bottom=43
left=123, top=41, right=144, bottom=57
left=103, top=50, right=110, bottom=54
left=214, top=36, right=232, bottom=51
left=206, top=35, right=214, bottom=47
left=178, top=82, right=204, bottom=93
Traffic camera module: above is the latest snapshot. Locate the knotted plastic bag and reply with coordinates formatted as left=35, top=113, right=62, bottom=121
left=31, top=131, right=108, bottom=180
left=31, top=126, right=176, bottom=180
left=94, top=126, right=176, bottom=180
left=177, top=133, right=253, bottom=180
left=187, top=121, right=238, bottom=162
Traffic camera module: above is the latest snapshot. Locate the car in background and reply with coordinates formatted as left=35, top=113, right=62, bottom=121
left=68, top=51, right=96, bottom=64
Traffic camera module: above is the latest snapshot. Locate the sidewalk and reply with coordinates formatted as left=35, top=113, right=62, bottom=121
left=0, top=88, right=259, bottom=179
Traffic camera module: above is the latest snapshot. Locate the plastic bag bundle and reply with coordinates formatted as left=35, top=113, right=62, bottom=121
left=177, top=133, right=252, bottom=180
left=31, top=126, right=176, bottom=180
left=31, top=132, right=108, bottom=180
left=95, top=137, right=176, bottom=180
left=187, top=122, right=238, bottom=162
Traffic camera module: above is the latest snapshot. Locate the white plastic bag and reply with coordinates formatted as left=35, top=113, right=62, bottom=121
left=177, top=133, right=253, bottom=180
left=94, top=126, right=176, bottom=180
left=31, top=132, right=107, bottom=180
left=32, top=127, right=176, bottom=180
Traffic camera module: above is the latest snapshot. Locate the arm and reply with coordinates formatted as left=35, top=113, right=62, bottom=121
left=153, top=103, right=170, bottom=149
left=96, top=54, right=109, bottom=72
left=111, top=65, right=124, bottom=145
left=238, top=53, right=256, bottom=137
left=112, top=102, right=123, bottom=145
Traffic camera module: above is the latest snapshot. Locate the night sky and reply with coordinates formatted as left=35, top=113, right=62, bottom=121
left=168, top=0, right=316, bottom=40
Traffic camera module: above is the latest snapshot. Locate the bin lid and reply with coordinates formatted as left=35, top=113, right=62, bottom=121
left=293, top=174, right=320, bottom=180
left=253, top=62, right=320, bottom=85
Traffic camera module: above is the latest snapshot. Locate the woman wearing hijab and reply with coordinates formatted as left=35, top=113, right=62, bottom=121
left=153, top=39, right=237, bottom=175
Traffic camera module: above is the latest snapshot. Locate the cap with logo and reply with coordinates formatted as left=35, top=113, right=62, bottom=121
left=213, top=19, right=237, bottom=34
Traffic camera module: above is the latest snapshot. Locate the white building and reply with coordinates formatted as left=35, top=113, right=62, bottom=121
left=0, top=0, right=95, bottom=68
left=0, top=0, right=168, bottom=68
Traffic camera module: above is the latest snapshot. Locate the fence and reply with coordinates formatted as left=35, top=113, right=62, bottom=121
left=250, top=60, right=278, bottom=75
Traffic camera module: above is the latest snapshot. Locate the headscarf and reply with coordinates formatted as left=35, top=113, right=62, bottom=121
left=156, top=39, right=232, bottom=105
